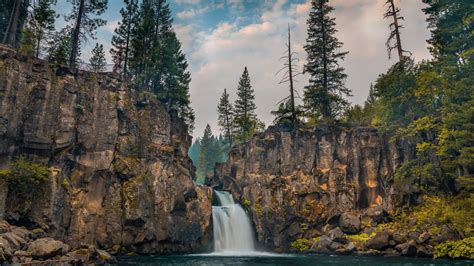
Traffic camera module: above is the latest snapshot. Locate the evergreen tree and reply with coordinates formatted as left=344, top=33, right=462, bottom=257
left=128, top=0, right=194, bottom=130
left=422, top=0, right=473, bottom=65
left=65, top=0, right=108, bottom=68
left=272, top=100, right=305, bottom=127
left=89, top=43, right=106, bottom=72
left=217, top=88, right=234, bottom=147
left=384, top=0, right=411, bottom=61
left=2, top=0, right=29, bottom=48
left=110, top=0, right=138, bottom=77
left=365, top=83, right=377, bottom=106
left=188, top=138, right=201, bottom=169
left=197, top=125, right=215, bottom=182
left=234, top=67, right=259, bottom=141
left=303, top=0, right=351, bottom=122
left=27, top=0, right=57, bottom=58
left=47, top=28, right=75, bottom=65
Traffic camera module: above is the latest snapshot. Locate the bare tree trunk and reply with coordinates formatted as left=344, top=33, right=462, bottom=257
left=69, top=0, right=85, bottom=68
left=287, top=24, right=296, bottom=125
left=3, top=0, right=22, bottom=47
left=388, top=0, right=403, bottom=61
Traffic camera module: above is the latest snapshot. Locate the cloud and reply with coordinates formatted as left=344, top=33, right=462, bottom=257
left=179, top=0, right=432, bottom=138
left=104, top=20, right=119, bottom=33
left=176, top=3, right=224, bottom=19
left=173, top=0, right=201, bottom=5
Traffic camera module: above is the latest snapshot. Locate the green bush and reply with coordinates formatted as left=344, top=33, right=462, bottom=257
left=346, top=233, right=375, bottom=243
left=291, top=238, right=310, bottom=253
left=434, top=237, right=474, bottom=259
left=0, top=157, right=50, bottom=187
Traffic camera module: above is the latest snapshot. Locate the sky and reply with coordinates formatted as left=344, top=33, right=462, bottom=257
left=55, top=0, right=432, bottom=139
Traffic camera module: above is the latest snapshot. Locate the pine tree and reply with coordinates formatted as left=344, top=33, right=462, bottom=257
left=27, top=0, right=57, bottom=58
left=303, top=0, right=351, bottom=122
left=110, top=0, right=138, bottom=77
left=47, top=27, right=74, bottom=65
left=89, top=43, right=106, bottom=72
left=234, top=67, right=259, bottom=141
left=384, top=0, right=411, bottom=61
left=66, top=0, right=108, bottom=68
left=217, top=89, right=234, bottom=147
left=198, top=125, right=215, bottom=182
left=2, top=0, right=29, bottom=48
left=365, top=83, right=377, bottom=106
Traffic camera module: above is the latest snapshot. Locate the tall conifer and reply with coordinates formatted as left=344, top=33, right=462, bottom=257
left=303, top=0, right=351, bottom=122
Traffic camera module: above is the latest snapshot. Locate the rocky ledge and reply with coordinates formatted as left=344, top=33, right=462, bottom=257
left=0, top=45, right=212, bottom=263
left=208, top=125, right=473, bottom=259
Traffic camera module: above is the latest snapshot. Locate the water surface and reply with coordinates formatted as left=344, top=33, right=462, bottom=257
left=117, top=254, right=473, bottom=266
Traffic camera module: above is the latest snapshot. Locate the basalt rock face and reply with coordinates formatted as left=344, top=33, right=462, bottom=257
left=0, top=47, right=212, bottom=255
left=208, top=125, right=414, bottom=250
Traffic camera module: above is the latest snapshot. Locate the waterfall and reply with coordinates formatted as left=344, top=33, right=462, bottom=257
left=212, top=191, right=256, bottom=254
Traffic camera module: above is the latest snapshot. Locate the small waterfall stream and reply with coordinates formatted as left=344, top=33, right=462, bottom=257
left=212, top=191, right=256, bottom=254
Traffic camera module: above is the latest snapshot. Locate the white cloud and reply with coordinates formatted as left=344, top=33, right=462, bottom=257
left=177, top=3, right=224, bottom=19
left=177, top=0, right=431, bottom=138
left=104, top=20, right=119, bottom=33
left=174, top=0, right=201, bottom=5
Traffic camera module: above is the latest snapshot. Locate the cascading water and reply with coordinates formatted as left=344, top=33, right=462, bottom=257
left=212, top=190, right=256, bottom=254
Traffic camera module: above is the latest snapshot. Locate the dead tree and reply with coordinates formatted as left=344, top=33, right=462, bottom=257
left=276, top=24, right=302, bottom=125
left=384, top=0, right=411, bottom=61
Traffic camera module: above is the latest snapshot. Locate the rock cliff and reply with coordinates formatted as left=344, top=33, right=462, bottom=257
left=208, top=125, right=415, bottom=250
left=0, top=46, right=212, bottom=257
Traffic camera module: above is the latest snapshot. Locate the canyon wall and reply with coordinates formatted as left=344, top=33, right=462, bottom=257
left=0, top=46, right=212, bottom=254
left=208, top=125, right=415, bottom=250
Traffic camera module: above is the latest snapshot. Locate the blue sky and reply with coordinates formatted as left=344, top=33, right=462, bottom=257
left=55, top=0, right=432, bottom=138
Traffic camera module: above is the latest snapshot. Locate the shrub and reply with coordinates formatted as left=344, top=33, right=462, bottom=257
left=434, top=237, right=474, bottom=259
left=0, top=157, right=50, bottom=187
left=346, top=233, right=375, bottom=243
left=242, top=199, right=251, bottom=208
left=291, top=238, right=310, bottom=252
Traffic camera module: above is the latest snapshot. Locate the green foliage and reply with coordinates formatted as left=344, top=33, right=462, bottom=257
left=89, top=43, right=106, bottom=72
left=434, top=237, right=474, bottom=259
left=375, top=195, right=473, bottom=237
left=110, top=0, right=138, bottom=76
left=242, top=199, right=251, bottom=208
left=196, top=125, right=228, bottom=183
left=346, top=233, right=375, bottom=244
left=290, top=238, right=310, bottom=252
left=0, top=157, right=50, bottom=187
left=65, top=0, right=108, bottom=66
left=127, top=0, right=194, bottom=131
left=217, top=89, right=234, bottom=147
left=19, top=28, right=35, bottom=56
left=271, top=100, right=305, bottom=127
left=26, top=0, right=57, bottom=58
left=303, top=0, right=351, bottom=122
left=233, top=67, right=262, bottom=142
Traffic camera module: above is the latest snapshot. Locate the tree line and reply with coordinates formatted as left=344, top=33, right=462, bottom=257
left=209, top=0, right=472, bottom=196
left=1, top=0, right=194, bottom=130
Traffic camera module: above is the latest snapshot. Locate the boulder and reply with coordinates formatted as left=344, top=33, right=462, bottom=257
left=365, top=231, right=391, bottom=250
left=328, top=227, right=347, bottom=244
left=392, top=232, right=406, bottom=244
left=0, top=236, right=12, bottom=262
left=416, top=245, right=433, bottom=257
left=26, top=238, right=70, bottom=259
left=395, top=240, right=417, bottom=256
left=339, top=213, right=361, bottom=234
left=310, top=236, right=332, bottom=253
left=417, top=232, right=431, bottom=244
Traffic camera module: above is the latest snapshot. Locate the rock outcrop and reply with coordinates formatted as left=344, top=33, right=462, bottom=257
left=208, top=125, right=415, bottom=250
left=0, top=46, right=212, bottom=257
